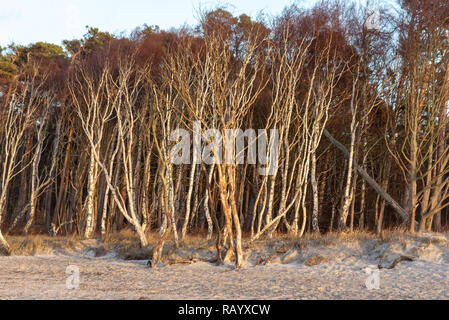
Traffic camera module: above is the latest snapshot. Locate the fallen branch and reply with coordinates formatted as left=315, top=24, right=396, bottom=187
left=323, top=129, right=408, bottom=222
left=378, top=254, right=414, bottom=269
left=387, top=256, right=414, bottom=269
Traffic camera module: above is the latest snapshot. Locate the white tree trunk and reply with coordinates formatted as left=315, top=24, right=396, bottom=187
left=339, top=124, right=355, bottom=230
left=181, top=163, right=197, bottom=240
left=84, top=150, right=98, bottom=239
left=203, top=164, right=215, bottom=239
left=311, top=151, right=319, bottom=232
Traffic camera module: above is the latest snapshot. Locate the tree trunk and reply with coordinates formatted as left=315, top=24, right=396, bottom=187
left=181, top=163, right=197, bottom=241
left=203, top=164, right=215, bottom=239
left=84, top=150, right=98, bottom=239
left=311, top=151, right=319, bottom=232
left=323, top=129, right=408, bottom=222
left=0, top=230, right=10, bottom=255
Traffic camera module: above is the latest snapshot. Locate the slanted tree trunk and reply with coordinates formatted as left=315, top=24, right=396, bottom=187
left=323, top=129, right=408, bottom=222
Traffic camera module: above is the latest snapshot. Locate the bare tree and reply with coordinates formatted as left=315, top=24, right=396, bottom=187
left=0, top=70, right=44, bottom=253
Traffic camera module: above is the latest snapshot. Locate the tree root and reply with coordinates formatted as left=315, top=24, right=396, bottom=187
left=386, top=255, right=414, bottom=269
left=377, top=252, right=387, bottom=269
left=378, top=254, right=414, bottom=269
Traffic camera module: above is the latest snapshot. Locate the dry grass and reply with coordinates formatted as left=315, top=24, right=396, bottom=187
left=4, top=230, right=150, bottom=258
left=105, top=230, right=217, bottom=261
left=7, top=234, right=83, bottom=256
left=179, top=234, right=216, bottom=250
left=118, top=246, right=154, bottom=260
left=293, top=230, right=377, bottom=249
left=305, top=254, right=329, bottom=266
left=4, top=228, right=448, bottom=262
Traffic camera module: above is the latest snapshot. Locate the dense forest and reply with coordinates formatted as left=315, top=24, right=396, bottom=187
left=0, top=0, right=448, bottom=268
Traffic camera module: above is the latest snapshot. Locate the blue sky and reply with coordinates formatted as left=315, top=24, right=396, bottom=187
left=0, top=0, right=318, bottom=48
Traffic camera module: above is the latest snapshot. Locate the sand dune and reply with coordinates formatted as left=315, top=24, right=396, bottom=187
left=1, top=233, right=448, bottom=299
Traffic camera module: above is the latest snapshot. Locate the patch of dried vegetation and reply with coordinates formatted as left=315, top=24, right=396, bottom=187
left=8, top=235, right=83, bottom=256
left=3, top=229, right=448, bottom=268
